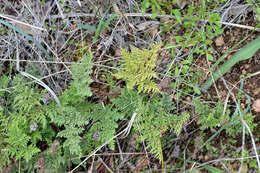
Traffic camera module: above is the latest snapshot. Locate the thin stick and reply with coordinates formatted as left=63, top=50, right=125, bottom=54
left=49, top=12, right=260, bottom=32
left=77, top=0, right=81, bottom=7
left=20, top=71, right=61, bottom=107
left=55, top=0, right=65, bottom=19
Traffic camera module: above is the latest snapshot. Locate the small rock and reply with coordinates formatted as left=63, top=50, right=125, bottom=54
left=215, top=36, right=224, bottom=46
left=253, top=99, right=260, bottom=112
left=186, top=96, right=191, bottom=102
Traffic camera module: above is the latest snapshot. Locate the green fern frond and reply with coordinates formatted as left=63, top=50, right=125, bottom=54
left=114, top=43, right=162, bottom=93
left=83, top=103, right=125, bottom=151
left=0, top=75, right=9, bottom=98
left=112, top=88, right=141, bottom=117
left=57, top=125, right=84, bottom=156
left=194, top=99, right=230, bottom=130
left=5, top=115, right=40, bottom=162
left=48, top=51, right=93, bottom=156
left=61, top=51, right=93, bottom=105
left=130, top=92, right=189, bottom=162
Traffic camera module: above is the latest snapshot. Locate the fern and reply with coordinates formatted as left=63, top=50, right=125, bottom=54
left=194, top=99, right=230, bottom=130
left=226, top=112, right=257, bottom=137
left=0, top=47, right=190, bottom=170
left=135, top=93, right=189, bottom=162
left=0, top=51, right=94, bottom=166
left=48, top=52, right=93, bottom=156
left=5, top=114, right=40, bottom=162
left=114, top=43, right=162, bottom=93
left=0, top=75, right=50, bottom=164
left=112, top=88, right=141, bottom=117
left=112, top=89, right=189, bottom=162
left=194, top=99, right=257, bottom=137
left=82, top=103, right=125, bottom=152
left=60, top=50, right=93, bottom=105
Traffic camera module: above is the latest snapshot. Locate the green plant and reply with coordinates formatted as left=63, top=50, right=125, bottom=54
left=194, top=99, right=230, bottom=130
left=79, top=13, right=117, bottom=42
left=82, top=103, right=124, bottom=152
left=194, top=99, right=257, bottom=137
left=114, top=42, right=162, bottom=93
left=226, top=112, right=257, bottom=137
left=113, top=89, right=189, bottom=163
left=201, top=36, right=260, bottom=91
left=162, top=1, right=224, bottom=52
left=161, top=1, right=228, bottom=96
left=168, top=56, right=202, bottom=97
left=0, top=74, right=54, bottom=168
left=141, top=0, right=165, bottom=18
left=0, top=48, right=133, bottom=171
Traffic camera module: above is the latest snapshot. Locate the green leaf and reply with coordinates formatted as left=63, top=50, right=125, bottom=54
left=207, top=53, right=214, bottom=61
left=78, top=23, right=96, bottom=31
left=173, top=9, right=182, bottom=24
left=151, top=12, right=158, bottom=19
left=193, top=86, right=201, bottom=95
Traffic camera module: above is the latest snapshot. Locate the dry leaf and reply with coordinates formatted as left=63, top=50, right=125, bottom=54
left=150, top=28, right=158, bottom=37
left=253, top=99, right=260, bottom=112
left=158, top=77, right=171, bottom=91
left=115, top=49, right=121, bottom=56
left=215, top=36, right=224, bottom=47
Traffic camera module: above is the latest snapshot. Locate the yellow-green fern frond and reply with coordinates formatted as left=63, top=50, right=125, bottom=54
left=114, top=42, right=162, bottom=93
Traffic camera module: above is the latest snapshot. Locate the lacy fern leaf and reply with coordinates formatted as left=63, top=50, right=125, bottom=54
left=83, top=103, right=125, bottom=152
left=114, top=43, right=162, bottom=93
left=135, top=93, right=189, bottom=162
left=194, top=99, right=230, bottom=130
left=61, top=51, right=93, bottom=105
left=48, top=51, right=93, bottom=156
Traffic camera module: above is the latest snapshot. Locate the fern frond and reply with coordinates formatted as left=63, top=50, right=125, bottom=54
left=134, top=93, right=189, bottom=162
left=112, top=88, right=141, bottom=117
left=83, top=103, right=125, bottom=151
left=194, top=99, right=230, bottom=130
left=48, top=52, right=93, bottom=156
left=114, top=43, right=162, bottom=93
left=61, top=51, right=93, bottom=105
left=5, top=115, right=40, bottom=162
